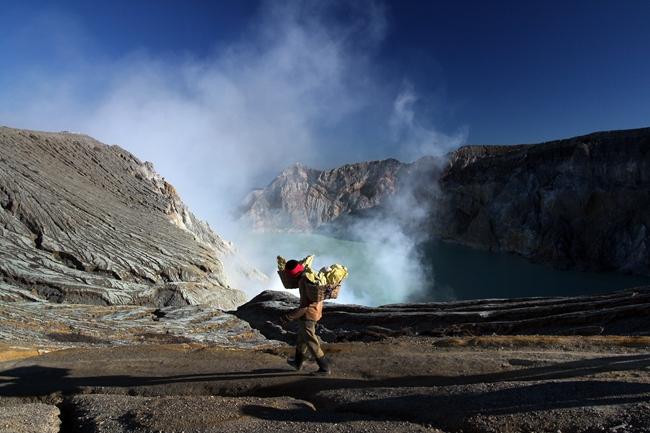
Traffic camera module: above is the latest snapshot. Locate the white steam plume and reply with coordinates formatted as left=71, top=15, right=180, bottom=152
left=390, top=81, right=468, bottom=161
left=336, top=82, right=467, bottom=304
left=1, top=1, right=466, bottom=303
left=0, top=1, right=386, bottom=237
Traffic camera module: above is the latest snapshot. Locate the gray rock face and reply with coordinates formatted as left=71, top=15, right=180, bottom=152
left=0, top=301, right=273, bottom=350
left=240, top=127, right=650, bottom=274
left=240, top=159, right=405, bottom=231
left=235, top=288, right=650, bottom=343
left=0, top=127, right=245, bottom=308
left=437, top=128, right=650, bottom=274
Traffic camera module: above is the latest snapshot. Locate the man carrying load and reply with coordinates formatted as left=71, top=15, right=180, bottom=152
left=278, top=255, right=347, bottom=375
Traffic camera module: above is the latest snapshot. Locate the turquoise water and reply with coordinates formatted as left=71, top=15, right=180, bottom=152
left=237, top=233, right=650, bottom=306
left=417, top=239, right=650, bottom=301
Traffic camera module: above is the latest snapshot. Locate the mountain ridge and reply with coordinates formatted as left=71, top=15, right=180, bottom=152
left=240, top=126, right=650, bottom=274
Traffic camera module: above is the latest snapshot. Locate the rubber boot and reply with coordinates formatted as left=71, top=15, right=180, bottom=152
left=287, top=351, right=304, bottom=371
left=315, top=356, right=331, bottom=375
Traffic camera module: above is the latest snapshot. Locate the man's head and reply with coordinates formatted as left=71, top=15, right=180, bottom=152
left=285, top=259, right=304, bottom=278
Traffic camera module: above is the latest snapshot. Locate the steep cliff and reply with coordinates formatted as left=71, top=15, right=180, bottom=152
left=240, top=159, right=404, bottom=231
left=240, top=127, right=650, bottom=274
left=437, top=128, right=650, bottom=273
left=236, top=287, right=650, bottom=342
left=0, top=127, right=245, bottom=308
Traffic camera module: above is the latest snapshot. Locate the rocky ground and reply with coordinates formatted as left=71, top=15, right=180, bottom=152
left=0, top=287, right=648, bottom=432
left=1, top=336, right=649, bottom=432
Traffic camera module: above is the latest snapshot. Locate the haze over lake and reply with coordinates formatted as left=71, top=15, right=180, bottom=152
left=240, top=233, right=650, bottom=306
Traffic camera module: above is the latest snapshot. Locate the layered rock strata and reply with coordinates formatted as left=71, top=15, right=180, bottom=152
left=0, top=301, right=273, bottom=350
left=0, top=127, right=245, bottom=308
left=235, top=287, right=650, bottom=343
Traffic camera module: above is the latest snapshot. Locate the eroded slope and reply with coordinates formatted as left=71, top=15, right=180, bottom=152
left=0, top=127, right=245, bottom=308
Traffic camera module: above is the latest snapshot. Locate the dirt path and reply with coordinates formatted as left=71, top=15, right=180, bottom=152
left=1, top=336, right=649, bottom=432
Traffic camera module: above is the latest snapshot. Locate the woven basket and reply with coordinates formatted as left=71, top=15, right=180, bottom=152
left=325, top=284, right=341, bottom=300
left=278, top=271, right=342, bottom=301
left=303, top=281, right=341, bottom=302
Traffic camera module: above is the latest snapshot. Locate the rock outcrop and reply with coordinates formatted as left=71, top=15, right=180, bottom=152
left=0, top=127, right=245, bottom=308
left=437, top=128, right=650, bottom=273
left=0, top=300, right=273, bottom=350
left=235, top=288, right=650, bottom=343
left=240, top=159, right=405, bottom=231
left=240, top=127, right=650, bottom=274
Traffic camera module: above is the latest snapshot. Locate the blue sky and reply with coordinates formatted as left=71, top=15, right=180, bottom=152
left=380, top=1, right=650, bottom=144
left=3, top=0, right=649, bottom=145
left=0, top=0, right=650, bottom=144
left=1, top=0, right=649, bottom=230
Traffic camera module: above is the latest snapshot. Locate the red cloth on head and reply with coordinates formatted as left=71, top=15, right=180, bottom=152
left=285, top=263, right=304, bottom=278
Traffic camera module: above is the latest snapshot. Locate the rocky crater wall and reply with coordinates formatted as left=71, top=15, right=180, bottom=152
left=437, top=128, right=650, bottom=274
left=240, top=127, right=650, bottom=275
left=240, top=159, right=405, bottom=231
left=0, top=127, right=245, bottom=308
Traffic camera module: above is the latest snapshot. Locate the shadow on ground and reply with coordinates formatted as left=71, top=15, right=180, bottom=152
left=0, top=353, right=649, bottom=426
left=1, top=354, right=649, bottom=395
